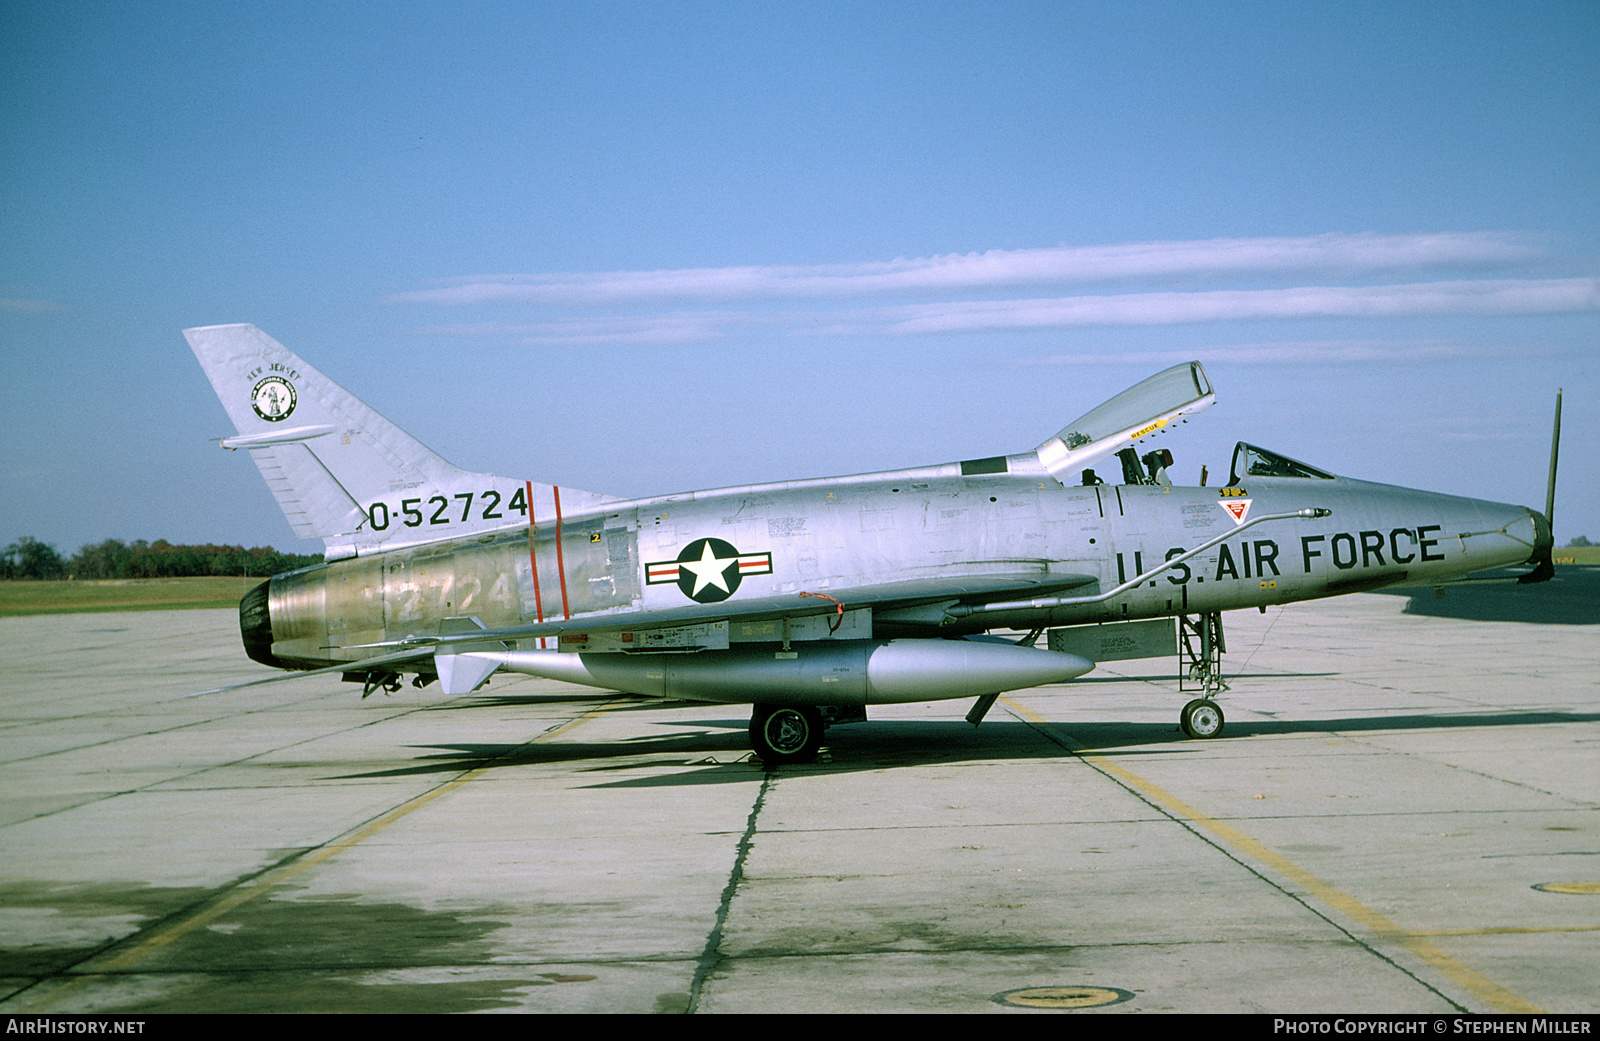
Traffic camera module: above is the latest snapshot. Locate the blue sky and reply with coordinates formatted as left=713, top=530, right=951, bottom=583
left=2, top=1, right=1596, bottom=556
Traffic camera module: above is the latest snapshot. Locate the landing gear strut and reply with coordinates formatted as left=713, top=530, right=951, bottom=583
left=360, top=672, right=402, bottom=699
left=1178, top=611, right=1228, bottom=738
left=749, top=705, right=823, bottom=764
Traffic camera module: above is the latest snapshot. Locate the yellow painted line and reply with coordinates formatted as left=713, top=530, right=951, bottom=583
left=17, top=704, right=613, bottom=1011
left=1001, top=696, right=1545, bottom=1015
left=1409, top=924, right=1600, bottom=937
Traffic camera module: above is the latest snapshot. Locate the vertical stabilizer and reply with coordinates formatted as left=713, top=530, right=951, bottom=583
left=186, top=324, right=609, bottom=559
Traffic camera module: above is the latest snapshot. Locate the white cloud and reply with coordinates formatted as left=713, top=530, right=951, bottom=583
left=390, top=232, right=1543, bottom=307
left=882, top=278, right=1600, bottom=333
left=1008, top=339, right=1556, bottom=367
left=413, top=276, right=1597, bottom=345
left=392, top=233, right=1594, bottom=346
left=409, top=312, right=745, bottom=346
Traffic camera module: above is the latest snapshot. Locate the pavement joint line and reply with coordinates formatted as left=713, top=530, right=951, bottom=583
left=999, top=694, right=1546, bottom=1015
left=687, top=770, right=774, bottom=1013
left=2, top=680, right=443, bottom=822
left=9, top=701, right=615, bottom=1012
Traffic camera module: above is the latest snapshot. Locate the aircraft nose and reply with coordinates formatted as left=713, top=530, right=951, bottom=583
left=1427, top=495, right=1549, bottom=578
left=1488, top=502, right=1546, bottom=554
left=1495, top=504, right=1548, bottom=564
left=1514, top=503, right=1555, bottom=584
left=1528, top=507, right=1553, bottom=561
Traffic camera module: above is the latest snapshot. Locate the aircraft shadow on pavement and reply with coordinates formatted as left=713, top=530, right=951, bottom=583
left=330, top=706, right=1600, bottom=787
left=447, top=693, right=682, bottom=712
left=1072, top=671, right=1339, bottom=683
left=1376, top=564, right=1599, bottom=624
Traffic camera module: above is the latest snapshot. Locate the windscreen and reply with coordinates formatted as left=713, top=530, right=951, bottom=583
left=1228, top=443, right=1336, bottom=484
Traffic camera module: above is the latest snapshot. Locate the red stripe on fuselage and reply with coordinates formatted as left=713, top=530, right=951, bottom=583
left=526, top=481, right=547, bottom=650
left=554, top=485, right=571, bottom=620
left=526, top=481, right=544, bottom=623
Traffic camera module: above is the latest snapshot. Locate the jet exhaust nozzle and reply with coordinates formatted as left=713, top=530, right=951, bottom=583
left=239, top=580, right=284, bottom=668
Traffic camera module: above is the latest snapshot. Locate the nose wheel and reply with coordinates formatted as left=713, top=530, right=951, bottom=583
left=750, top=705, right=824, bottom=764
left=1180, top=698, right=1225, bottom=738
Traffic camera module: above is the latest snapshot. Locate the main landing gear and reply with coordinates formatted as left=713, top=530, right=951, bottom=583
left=749, top=705, right=824, bottom=765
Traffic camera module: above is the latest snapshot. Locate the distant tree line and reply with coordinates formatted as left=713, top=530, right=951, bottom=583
left=1, top=537, right=322, bottom=580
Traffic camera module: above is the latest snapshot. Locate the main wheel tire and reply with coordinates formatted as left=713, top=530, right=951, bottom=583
left=1180, top=698, right=1225, bottom=738
left=750, top=705, right=823, bottom=764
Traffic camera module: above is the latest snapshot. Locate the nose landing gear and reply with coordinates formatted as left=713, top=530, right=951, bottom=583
left=1178, top=611, right=1228, bottom=738
left=1180, top=698, right=1225, bottom=738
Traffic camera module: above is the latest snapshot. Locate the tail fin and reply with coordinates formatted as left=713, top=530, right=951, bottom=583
left=186, top=324, right=609, bottom=560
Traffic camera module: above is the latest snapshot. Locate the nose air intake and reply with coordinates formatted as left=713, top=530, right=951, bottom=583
left=1518, top=508, right=1555, bottom=584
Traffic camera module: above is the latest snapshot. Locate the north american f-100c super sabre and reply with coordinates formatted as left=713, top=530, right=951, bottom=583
left=188, top=324, right=1555, bottom=762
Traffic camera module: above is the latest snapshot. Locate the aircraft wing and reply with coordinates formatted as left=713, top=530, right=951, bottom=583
left=374, top=570, right=1101, bottom=652
left=197, top=569, right=1099, bottom=699
left=1034, top=361, right=1214, bottom=478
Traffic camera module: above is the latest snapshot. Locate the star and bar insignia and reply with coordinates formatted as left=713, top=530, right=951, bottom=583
left=646, top=538, right=773, bottom=603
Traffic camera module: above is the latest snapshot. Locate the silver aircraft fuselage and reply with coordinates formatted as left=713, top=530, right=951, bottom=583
left=256, top=460, right=1544, bottom=668
left=192, top=326, right=1549, bottom=761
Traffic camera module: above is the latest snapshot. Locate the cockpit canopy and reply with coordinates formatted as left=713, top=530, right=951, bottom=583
left=1035, top=361, right=1215, bottom=478
left=1228, top=443, right=1336, bottom=485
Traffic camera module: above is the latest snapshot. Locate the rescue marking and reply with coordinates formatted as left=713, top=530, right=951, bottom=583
left=1219, top=497, right=1252, bottom=525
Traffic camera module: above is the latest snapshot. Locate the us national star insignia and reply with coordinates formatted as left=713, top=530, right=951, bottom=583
left=646, top=538, right=773, bottom=603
